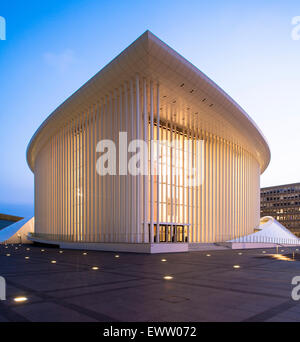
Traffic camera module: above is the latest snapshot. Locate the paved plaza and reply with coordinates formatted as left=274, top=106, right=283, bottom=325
left=0, top=244, right=299, bottom=322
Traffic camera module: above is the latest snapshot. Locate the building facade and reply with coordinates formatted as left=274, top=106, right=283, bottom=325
left=26, top=31, right=270, bottom=253
left=261, top=183, right=300, bottom=238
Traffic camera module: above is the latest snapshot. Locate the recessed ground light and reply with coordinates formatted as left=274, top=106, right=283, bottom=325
left=161, top=259, right=167, bottom=262
left=281, top=250, right=284, bottom=252
left=115, top=255, right=120, bottom=258
left=6, top=254, right=10, bottom=257
left=206, top=254, right=211, bottom=257
left=26, top=248, right=30, bottom=251
left=15, top=247, right=18, bottom=250
left=14, top=297, right=28, bottom=303
left=163, top=276, right=173, bottom=280
left=262, top=251, right=266, bottom=254
left=92, top=266, right=99, bottom=270
left=233, top=265, right=241, bottom=269
left=5, top=246, right=8, bottom=249
left=59, top=251, right=63, bottom=254
left=25, top=256, right=30, bottom=260
left=83, top=252, right=87, bottom=255
left=41, top=249, right=45, bottom=252
left=238, top=252, right=242, bottom=255
left=51, top=260, right=57, bottom=264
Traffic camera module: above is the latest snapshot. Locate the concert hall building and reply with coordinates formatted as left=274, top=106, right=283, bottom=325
left=26, top=31, right=270, bottom=253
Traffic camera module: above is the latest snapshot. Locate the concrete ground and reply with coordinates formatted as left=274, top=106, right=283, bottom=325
left=0, top=244, right=300, bottom=322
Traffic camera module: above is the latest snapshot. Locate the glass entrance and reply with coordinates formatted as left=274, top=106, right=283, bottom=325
left=149, top=223, right=189, bottom=243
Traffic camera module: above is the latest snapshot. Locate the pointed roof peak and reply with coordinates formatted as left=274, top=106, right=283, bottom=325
left=130, top=29, right=158, bottom=46
left=140, top=29, right=155, bottom=37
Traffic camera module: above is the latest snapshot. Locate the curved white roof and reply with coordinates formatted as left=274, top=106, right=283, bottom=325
left=27, top=30, right=270, bottom=173
left=229, top=216, right=300, bottom=245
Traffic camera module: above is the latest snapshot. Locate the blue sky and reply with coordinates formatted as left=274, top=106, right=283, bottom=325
left=0, top=0, right=300, bottom=217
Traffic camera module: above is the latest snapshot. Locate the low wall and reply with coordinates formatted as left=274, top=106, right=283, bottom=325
left=28, top=235, right=188, bottom=254
left=230, top=242, right=300, bottom=249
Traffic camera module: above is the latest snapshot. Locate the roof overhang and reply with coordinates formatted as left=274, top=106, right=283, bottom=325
left=27, top=30, right=270, bottom=173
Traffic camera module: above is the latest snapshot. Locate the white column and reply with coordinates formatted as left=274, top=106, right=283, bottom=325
left=108, top=93, right=115, bottom=242
left=136, top=75, right=141, bottom=243
left=130, top=79, right=135, bottom=242
left=124, top=83, right=129, bottom=242
left=156, top=83, right=160, bottom=243
left=143, top=79, right=148, bottom=243
left=119, top=87, right=124, bottom=242
left=100, top=100, right=104, bottom=241
left=114, top=89, right=118, bottom=242
left=150, top=81, right=154, bottom=243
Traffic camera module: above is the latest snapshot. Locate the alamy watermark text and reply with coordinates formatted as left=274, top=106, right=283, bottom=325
left=291, top=276, right=300, bottom=301
left=0, top=276, right=6, bottom=301
left=0, top=16, right=6, bottom=40
left=291, top=16, right=300, bottom=40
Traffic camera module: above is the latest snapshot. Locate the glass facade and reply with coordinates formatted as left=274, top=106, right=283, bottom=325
left=151, top=123, right=201, bottom=226
left=261, top=183, right=300, bottom=237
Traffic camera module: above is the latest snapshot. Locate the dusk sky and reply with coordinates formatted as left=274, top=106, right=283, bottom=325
left=1, top=0, right=300, bottom=217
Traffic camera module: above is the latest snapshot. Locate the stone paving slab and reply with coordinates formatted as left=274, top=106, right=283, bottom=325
left=0, top=244, right=299, bottom=322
